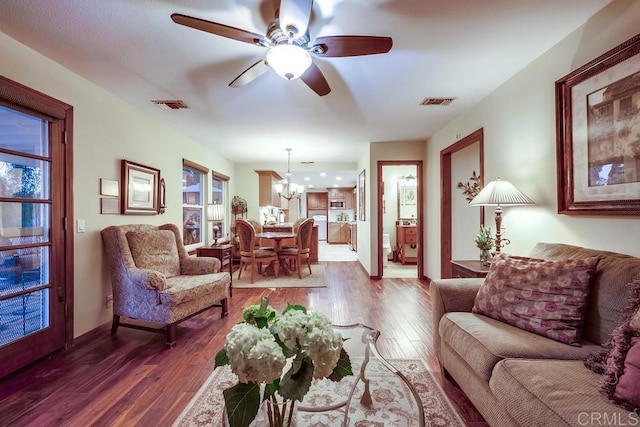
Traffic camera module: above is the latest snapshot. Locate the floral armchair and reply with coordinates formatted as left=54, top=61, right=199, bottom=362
left=101, top=223, right=230, bottom=347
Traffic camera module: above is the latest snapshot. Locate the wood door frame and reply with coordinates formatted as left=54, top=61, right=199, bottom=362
left=377, top=160, right=423, bottom=279
left=440, top=129, right=484, bottom=278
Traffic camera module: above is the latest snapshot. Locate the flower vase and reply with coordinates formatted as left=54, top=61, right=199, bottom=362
left=262, top=395, right=297, bottom=427
left=480, top=249, right=491, bottom=266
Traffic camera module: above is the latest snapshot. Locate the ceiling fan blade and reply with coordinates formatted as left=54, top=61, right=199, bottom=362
left=171, top=13, right=267, bottom=46
left=300, top=62, right=330, bottom=96
left=278, top=0, right=312, bottom=39
left=312, top=36, right=393, bottom=57
left=229, top=59, right=271, bottom=88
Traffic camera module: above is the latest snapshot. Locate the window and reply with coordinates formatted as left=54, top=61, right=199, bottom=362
left=211, top=171, right=229, bottom=242
left=182, top=160, right=208, bottom=248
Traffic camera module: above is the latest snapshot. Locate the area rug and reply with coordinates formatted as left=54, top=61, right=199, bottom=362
left=173, top=358, right=465, bottom=426
left=232, top=264, right=326, bottom=289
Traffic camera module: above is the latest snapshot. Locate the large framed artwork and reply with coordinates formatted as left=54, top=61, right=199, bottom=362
left=556, top=34, right=640, bottom=215
left=121, top=160, right=161, bottom=215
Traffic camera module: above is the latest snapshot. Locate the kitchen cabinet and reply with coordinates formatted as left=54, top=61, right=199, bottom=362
left=307, top=192, right=328, bottom=210
left=328, top=222, right=350, bottom=244
left=327, top=188, right=356, bottom=210
left=257, top=170, right=282, bottom=208
left=396, top=225, right=418, bottom=264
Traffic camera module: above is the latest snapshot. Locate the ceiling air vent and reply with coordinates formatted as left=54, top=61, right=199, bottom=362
left=152, top=100, right=189, bottom=110
left=420, top=97, right=455, bottom=106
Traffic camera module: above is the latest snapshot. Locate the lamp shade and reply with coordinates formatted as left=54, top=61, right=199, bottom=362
left=207, top=203, right=224, bottom=221
left=266, top=44, right=312, bottom=80
left=469, top=178, right=534, bottom=206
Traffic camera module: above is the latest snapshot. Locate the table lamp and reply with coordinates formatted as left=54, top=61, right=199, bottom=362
left=469, top=178, right=534, bottom=252
left=207, top=203, right=225, bottom=246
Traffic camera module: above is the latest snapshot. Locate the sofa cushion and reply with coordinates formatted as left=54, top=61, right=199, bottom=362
left=126, top=229, right=181, bottom=277
left=490, top=359, right=636, bottom=427
left=472, top=253, right=599, bottom=345
left=530, top=243, right=640, bottom=345
left=439, top=312, right=600, bottom=381
left=162, top=273, right=230, bottom=305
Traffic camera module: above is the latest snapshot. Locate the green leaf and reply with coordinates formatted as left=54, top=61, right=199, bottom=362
left=223, top=382, right=260, bottom=427
left=283, top=303, right=306, bottom=315
left=327, top=347, right=353, bottom=382
left=279, top=355, right=314, bottom=402
left=215, top=348, right=230, bottom=368
left=263, top=379, right=279, bottom=402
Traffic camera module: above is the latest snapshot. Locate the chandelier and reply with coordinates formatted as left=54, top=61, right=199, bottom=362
left=274, top=148, right=304, bottom=201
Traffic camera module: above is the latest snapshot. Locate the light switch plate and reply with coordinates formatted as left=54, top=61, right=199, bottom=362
left=76, top=219, right=86, bottom=233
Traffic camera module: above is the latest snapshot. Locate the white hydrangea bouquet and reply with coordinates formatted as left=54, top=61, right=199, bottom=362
left=215, top=297, right=352, bottom=427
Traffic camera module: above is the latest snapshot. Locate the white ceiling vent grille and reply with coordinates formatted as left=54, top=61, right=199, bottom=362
left=152, top=100, right=189, bottom=110
left=420, top=97, right=455, bottom=106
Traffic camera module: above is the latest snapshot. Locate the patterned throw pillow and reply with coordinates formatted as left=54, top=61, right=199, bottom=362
left=472, top=253, right=600, bottom=346
left=600, top=307, right=640, bottom=411
left=126, top=229, right=181, bottom=278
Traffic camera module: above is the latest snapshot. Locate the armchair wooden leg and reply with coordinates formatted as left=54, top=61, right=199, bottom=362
left=166, top=324, right=176, bottom=348
left=111, top=315, right=120, bottom=335
left=221, top=297, right=229, bottom=317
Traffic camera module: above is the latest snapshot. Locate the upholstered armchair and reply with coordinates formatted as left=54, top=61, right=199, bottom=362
left=101, top=223, right=231, bottom=347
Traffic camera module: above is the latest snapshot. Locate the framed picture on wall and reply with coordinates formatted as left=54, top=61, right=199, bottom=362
left=556, top=33, right=640, bottom=215
left=121, top=159, right=161, bottom=215
left=358, top=169, right=366, bottom=221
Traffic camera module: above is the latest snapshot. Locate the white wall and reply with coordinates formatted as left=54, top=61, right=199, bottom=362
left=1, top=32, right=234, bottom=337
left=425, top=0, right=640, bottom=279
left=451, top=144, right=482, bottom=260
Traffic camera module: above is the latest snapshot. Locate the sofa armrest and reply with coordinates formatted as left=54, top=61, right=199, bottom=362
left=125, top=267, right=167, bottom=291
left=181, top=256, right=221, bottom=275
left=430, top=278, right=484, bottom=363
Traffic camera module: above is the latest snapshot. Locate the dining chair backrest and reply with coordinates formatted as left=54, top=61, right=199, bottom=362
left=296, top=218, right=315, bottom=253
left=235, top=219, right=256, bottom=254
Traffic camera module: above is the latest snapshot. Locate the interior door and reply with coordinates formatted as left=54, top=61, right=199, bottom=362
left=0, top=79, right=72, bottom=378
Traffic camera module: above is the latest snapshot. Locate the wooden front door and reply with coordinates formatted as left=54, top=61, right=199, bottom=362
left=0, top=76, right=73, bottom=378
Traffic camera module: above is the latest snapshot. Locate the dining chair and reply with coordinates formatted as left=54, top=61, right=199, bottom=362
left=245, top=218, right=275, bottom=251
left=278, top=218, right=314, bottom=278
left=281, top=217, right=308, bottom=250
left=236, top=219, right=279, bottom=283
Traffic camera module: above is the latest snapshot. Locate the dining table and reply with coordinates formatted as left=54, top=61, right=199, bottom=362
left=255, top=231, right=296, bottom=276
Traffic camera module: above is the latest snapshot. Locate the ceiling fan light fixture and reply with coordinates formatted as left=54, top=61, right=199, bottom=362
left=267, top=44, right=312, bottom=80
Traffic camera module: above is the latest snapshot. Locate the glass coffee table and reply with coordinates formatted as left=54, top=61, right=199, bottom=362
left=296, top=323, right=426, bottom=426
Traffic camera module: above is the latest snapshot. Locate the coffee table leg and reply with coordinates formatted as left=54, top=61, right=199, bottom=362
left=359, top=345, right=373, bottom=406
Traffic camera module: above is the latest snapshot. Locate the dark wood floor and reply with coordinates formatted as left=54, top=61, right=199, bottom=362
left=0, top=262, right=487, bottom=427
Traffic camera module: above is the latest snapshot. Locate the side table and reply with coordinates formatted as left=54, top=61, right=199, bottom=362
left=197, top=244, right=234, bottom=296
left=451, top=260, right=490, bottom=278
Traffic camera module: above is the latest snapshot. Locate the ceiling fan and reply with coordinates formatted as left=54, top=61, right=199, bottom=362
left=171, top=0, right=393, bottom=96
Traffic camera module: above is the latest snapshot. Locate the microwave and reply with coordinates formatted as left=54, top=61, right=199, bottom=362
left=329, top=199, right=345, bottom=209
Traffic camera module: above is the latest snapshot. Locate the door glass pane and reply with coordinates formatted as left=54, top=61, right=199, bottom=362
left=0, top=153, right=50, bottom=199
left=0, top=290, right=50, bottom=346
left=0, top=247, right=49, bottom=296
left=0, top=106, right=49, bottom=157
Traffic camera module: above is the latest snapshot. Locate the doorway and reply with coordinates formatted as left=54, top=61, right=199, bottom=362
left=440, top=129, right=484, bottom=278
left=0, top=76, right=74, bottom=378
left=377, top=161, right=423, bottom=279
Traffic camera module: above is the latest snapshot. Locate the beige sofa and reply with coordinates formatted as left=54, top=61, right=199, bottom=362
left=431, top=242, right=640, bottom=426
left=102, top=223, right=231, bottom=347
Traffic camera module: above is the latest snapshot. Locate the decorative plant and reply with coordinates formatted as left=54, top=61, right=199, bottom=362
left=215, top=297, right=352, bottom=427
left=457, top=171, right=482, bottom=202
left=231, top=195, right=247, bottom=214
left=474, top=225, right=495, bottom=251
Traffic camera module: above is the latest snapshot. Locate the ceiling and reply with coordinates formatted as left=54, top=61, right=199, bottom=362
left=0, top=0, right=611, bottom=186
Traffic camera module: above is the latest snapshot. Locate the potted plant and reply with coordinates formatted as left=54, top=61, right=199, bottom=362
left=231, top=195, right=247, bottom=215
left=474, top=225, right=495, bottom=266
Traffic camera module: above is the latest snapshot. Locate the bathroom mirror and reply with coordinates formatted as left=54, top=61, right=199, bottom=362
left=397, top=176, right=417, bottom=220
